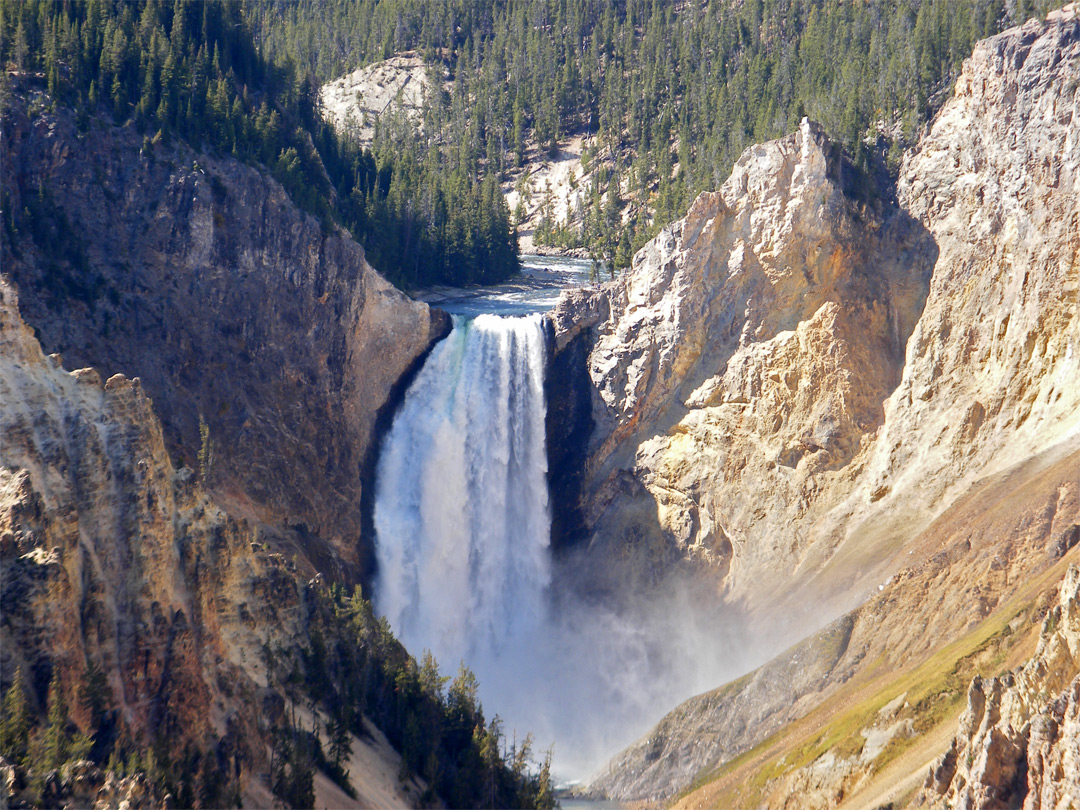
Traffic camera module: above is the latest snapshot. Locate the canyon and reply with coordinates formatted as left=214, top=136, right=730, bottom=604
left=2, top=6, right=1079, bottom=810
left=564, top=7, right=1079, bottom=806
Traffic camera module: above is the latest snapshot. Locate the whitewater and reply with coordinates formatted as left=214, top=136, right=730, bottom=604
left=373, top=281, right=746, bottom=781
left=374, top=313, right=552, bottom=678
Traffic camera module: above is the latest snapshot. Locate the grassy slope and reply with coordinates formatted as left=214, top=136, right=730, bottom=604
left=675, top=559, right=1069, bottom=809
left=669, top=445, right=1080, bottom=810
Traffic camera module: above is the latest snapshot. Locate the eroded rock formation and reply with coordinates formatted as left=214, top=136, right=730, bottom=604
left=0, top=277, right=421, bottom=808
left=0, top=277, right=295, bottom=795
left=1, top=96, right=449, bottom=583
left=917, top=564, right=1080, bottom=810
left=576, top=7, right=1080, bottom=804
left=548, top=117, right=937, bottom=603
left=548, top=3, right=1080, bottom=618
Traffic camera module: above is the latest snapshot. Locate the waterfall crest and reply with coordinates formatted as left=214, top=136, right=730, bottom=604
left=374, top=313, right=551, bottom=676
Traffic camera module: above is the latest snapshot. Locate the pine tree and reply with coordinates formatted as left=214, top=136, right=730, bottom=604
left=326, top=710, right=352, bottom=771
left=0, top=668, right=32, bottom=765
left=43, top=671, right=69, bottom=770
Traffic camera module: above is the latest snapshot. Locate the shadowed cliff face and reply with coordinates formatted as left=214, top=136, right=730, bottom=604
left=0, top=98, right=449, bottom=583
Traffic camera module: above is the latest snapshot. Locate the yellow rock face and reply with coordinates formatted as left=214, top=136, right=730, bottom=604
left=549, top=10, right=1080, bottom=626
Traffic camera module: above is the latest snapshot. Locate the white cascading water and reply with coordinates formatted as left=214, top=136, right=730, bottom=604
left=374, top=313, right=551, bottom=687
left=374, top=311, right=747, bottom=780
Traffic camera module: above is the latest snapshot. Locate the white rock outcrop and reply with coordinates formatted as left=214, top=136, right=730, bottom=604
left=319, top=53, right=435, bottom=149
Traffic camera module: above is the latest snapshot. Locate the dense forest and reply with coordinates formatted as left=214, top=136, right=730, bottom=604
left=247, top=0, right=1063, bottom=267
left=0, top=0, right=517, bottom=288
left=2, top=1, right=1064, bottom=280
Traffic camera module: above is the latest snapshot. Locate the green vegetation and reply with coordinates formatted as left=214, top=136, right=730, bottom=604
left=0, top=0, right=517, bottom=288
left=4, top=1, right=1062, bottom=280
left=0, top=583, right=554, bottom=809
left=246, top=0, right=1062, bottom=269
left=263, top=582, right=558, bottom=809
left=685, top=591, right=1047, bottom=809
left=0, top=662, right=243, bottom=808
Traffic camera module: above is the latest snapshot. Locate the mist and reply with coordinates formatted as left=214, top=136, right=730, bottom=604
left=373, top=313, right=775, bottom=782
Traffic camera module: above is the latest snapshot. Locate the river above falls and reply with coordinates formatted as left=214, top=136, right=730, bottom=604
left=414, top=254, right=598, bottom=316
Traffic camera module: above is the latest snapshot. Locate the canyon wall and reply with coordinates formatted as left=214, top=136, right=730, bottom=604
left=917, top=565, right=1080, bottom=810
left=1, top=96, right=449, bottom=583
left=593, top=446, right=1079, bottom=803
left=569, top=6, right=1080, bottom=804
left=0, top=279, right=419, bottom=807
left=549, top=5, right=1079, bottom=617
left=0, top=276, right=294, bottom=792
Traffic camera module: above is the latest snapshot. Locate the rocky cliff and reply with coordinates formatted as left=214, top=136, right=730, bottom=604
left=1, top=93, right=449, bottom=583
left=916, top=565, right=1080, bottom=810
left=569, top=5, right=1080, bottom=804
left=0, top=278, right=420, bottom=807
left=548, top=117, right=937, bottom=606
left=549, top=4, right=1079, bottom=616
left=319, top=53, right=436, bottom=151
left=0, top=276, right=289, bottom=800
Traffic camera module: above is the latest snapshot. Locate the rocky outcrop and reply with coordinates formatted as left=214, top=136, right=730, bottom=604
left=0, top=277, right=300, bottom=788
left=916, top=565, right=1080, bottom=810
left=580, top=7, right=1080, bottom=802
left=548, top=3, right=1080, bottom=615
left=1, top=95, right=449, bottom=583
left=319, top=53, right=436, bottom=150
left=0, top=758, right=174, bottom=810
left=548, top=118, right=937, bottom=602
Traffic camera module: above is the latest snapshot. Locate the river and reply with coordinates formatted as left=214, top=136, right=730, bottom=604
left=415, top=254, right=597, bottom=317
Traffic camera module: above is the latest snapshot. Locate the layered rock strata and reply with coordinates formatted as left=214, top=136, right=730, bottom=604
left=1, top=97, right=449, bottom=581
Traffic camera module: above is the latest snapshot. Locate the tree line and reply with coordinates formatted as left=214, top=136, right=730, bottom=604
left=0, top=582, right=555, bottom=809
left=0, top=0, right=518, bottom=288
left=246, top=0, right=1064, bottom=269
left=266, top=582, right=557, bottom=810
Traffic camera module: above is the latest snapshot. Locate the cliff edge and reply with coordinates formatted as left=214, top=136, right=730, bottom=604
left=1, top=95, right=450, bottom=583
left=571, top=7, right=1080, bottom=804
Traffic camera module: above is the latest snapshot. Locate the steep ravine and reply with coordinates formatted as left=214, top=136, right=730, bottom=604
left=1, top=93, right=449, bottom=586
left=556, top=7, right=1080, bottom=804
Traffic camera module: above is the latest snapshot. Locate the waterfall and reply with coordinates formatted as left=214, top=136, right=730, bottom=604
left=373, top=311, right=742, bottom=779
left=374, top=313, right=551, bottom=681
